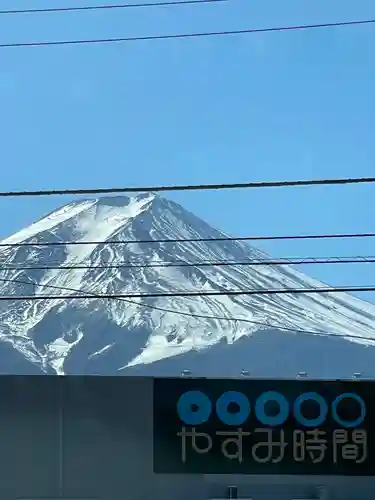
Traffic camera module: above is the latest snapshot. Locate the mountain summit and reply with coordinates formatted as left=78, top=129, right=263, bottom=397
left=0, top=194, right=374, bottom=376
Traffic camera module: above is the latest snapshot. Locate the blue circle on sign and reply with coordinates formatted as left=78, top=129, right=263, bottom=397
left=216, top=391, right=251, bottom=425
left=294, top=392, right=328, bottom=427
left=255, top=391, right=289, bottom=426
left=177, top=390, right=212, bottom=425
left=332, top=393, right=366, bottom=428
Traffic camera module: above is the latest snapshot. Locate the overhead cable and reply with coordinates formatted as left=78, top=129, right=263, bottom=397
left=0, top=276, right=354, bottom=339
left=0, top=284, right=375, bottom=300
left=0, top=176, right=374, bottom=197
left=1, top=255, right=375, bottom=271
left=0, top=19, right=374, bottom=49
left=0, top=0, right=225, bottom=15
left=1, top=231, right=375, bottom=248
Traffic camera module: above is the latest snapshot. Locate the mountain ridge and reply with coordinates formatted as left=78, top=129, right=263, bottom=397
left=0, top=194, right=374, bottom=376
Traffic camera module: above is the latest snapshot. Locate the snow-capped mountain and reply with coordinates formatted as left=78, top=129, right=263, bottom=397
left=0, top=193, right=374, bottom=376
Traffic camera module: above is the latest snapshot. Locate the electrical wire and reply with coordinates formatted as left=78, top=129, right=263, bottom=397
left=0, top=19, right=374, bottom=49
left=0, top=0, right=225, bottom=15
left=1, top=231, right=374, bottom=248
left=0, top=285, right=374, bottom=300
left=1, top=255, right=375, bottom=271
left=0, top=276, right=371, bottom=342
left=0, top=8, right=371, bottom=346
left=0, top=176, right=374, bottom=196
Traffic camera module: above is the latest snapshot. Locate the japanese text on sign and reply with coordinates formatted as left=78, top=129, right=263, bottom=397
left=177, top=427, right=367, bottom=465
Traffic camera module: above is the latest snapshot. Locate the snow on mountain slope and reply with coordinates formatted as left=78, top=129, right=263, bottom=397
left=0, top=193, right=374, bottom=376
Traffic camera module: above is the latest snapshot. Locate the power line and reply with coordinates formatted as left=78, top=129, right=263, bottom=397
left=0, top=278, right=375, bottom=340
left=0, top=176, right=374, bottom=197
left=1, top=276, right=373, bottom=342
left=0, top=285, right=375, bottom=300
left=1, top=231, right=375, bottom=248
left=0, top=0, right=225, bottom=15
left=0, top=277, right=317, bottom=332
left=0, top=19, right=374, bottom=49
left=1, top=255, right=375, bottom=272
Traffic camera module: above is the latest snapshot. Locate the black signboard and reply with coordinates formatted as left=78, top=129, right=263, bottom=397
left=153, top=377, right=375, bottom=475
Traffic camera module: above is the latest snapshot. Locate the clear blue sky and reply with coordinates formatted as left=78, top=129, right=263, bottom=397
left=0, top=0, right=375, bottom=302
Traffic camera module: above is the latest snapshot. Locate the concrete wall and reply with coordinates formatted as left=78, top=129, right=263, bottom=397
left=0, top=376, right=374, bottom=500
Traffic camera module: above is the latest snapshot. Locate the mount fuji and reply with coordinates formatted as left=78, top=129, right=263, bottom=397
left=0, top=193, right=374, bottom=377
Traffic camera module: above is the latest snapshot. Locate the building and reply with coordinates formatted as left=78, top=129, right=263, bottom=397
left=1, top=375, right=374, bottom=500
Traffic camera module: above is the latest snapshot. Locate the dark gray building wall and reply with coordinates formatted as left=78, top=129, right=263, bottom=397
left=0, top=376, right=60, bottom=499
left=0, top=376, right=374, bottom=500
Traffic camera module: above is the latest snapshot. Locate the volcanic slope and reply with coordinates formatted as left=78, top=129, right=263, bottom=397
left=0, top=193, right=374, bottom=375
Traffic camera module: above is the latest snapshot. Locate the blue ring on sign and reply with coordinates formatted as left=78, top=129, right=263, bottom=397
left=294, top=392, right=328, bottom=427
left=332, top=393, right=366, bottom=428
left=255, top=391, right=289, bottom=426
left=216, top=391, right=251, bottom=425
left=177, top=390, right=212, bottom=425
